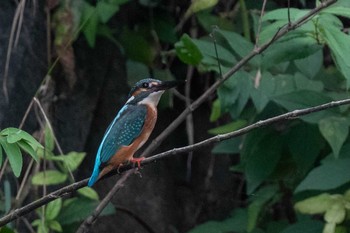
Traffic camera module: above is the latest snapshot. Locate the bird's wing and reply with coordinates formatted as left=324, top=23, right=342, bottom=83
left=88, top=104, right=147, bottom=186
left=99, top=104, right=147, bottom=163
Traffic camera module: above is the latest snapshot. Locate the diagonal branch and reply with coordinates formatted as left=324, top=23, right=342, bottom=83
left=140, top=0, right=337, bottom=157
left=76, top=170, right=135, bottom=233
left=1, top=97, right=350, bottom=227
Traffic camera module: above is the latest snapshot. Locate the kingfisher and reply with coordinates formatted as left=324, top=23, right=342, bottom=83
left=88, top=78, right=178, bottom=186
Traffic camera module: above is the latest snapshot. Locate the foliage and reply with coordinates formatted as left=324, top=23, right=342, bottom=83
left=28, top=124, right=115, bottom=233
left=0, top=127, right=42, bottom=177
left=0, top=125, right=115, bottom=233
left=171, top=1, right=350, bottom=233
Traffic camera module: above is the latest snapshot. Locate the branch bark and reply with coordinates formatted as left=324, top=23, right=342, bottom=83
left=1, top=97, right=349, bottom=227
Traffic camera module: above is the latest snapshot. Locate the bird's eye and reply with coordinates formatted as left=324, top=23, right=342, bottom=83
left=142, top=82, right=149, bottom=88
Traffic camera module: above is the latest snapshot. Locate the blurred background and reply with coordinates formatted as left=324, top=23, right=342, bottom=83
left=1, top=0, right=350, bottom=233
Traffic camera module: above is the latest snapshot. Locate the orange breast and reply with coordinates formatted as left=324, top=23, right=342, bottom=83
left=99, top=105, right=157, bottom=178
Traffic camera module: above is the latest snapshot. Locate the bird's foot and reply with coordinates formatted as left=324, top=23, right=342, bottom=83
left=116, top=164, right=124, bottom=174
left=130, top=157, right=145, bottom=169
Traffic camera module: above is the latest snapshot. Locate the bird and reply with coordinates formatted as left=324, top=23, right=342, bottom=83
left=88, top=78, right=178, bottom=186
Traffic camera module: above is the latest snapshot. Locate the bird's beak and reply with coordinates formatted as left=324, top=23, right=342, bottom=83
left=154, top=80, right=179, bottom=91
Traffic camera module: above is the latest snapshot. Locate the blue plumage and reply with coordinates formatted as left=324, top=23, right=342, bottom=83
left=88, top=105, right=147, bottom=186
left=88, top=78, right=178, bottom=187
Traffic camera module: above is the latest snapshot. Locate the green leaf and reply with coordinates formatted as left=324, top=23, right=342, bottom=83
left=57, top=198, right=115, bottom=225
left=175, top=34, right=203, bottom=65
left=322, top=6, right=350, bottom=19
left=294, top=193, right=333, bottom=214
left=319, top=117, right=348, bottom=158
left=32, top=170, right=68, bottom=185
left=250, top=71, right=277, bottom=112
left=31, top=219, right=41, bottom=226
left=324, top=202, right=346, bottom=224
left=96, top=1, right=119, bottom=23
left=323, top=223, right=336, bottom=233
left=263, top=8, right=308, bottom=21
left=0, top=138, right=23, bottom=177
left=37, top=222, right=49, bottom=233
left=44, top=124, right=55, bottom=153
left=280, top=220, right=323, bottom=233
left=184, top=0, right=218, bottom=18
left=288, top=123, right=324, bottom=173
left=45, top=198, right=62, bottom=220
left=242, top=129, right=283, bottom=194
left=208, top=120, right=247, bottom=135
left=82, top=2, right=98, bottom=47
left=4, top=180, right=11, bottom=213
left=294, top=72, right=324, bottom=92
left=17, top=140, right=39, bottom=162
left=192, top=38, right=236, bottom=66
left=212, top=137, right=241, bottom=154
left=320, top=18, right=350, bottom=87
left=294, top=49, right=323, bottom=79
left=209, top=99, right=221, bottom=122
left=295, top=158, right=350, bottom=193
left=262, top=36, right=322, bottom=69
left=0, top=128, right=43, bottom=150
left=218, top=71, right=252, bottom=118
left=48, top=220, right=62, bottom=232
left=247, top=185, right=278, bottom=232
left=259, top=20, right=289, bottom=44
left=273, top=90, right=336, bottom=123
left=77, top=187, right=99, bottom=200
left=58, top=151, right=86, bottom=172
left=216, top=29, right=259, bottom=66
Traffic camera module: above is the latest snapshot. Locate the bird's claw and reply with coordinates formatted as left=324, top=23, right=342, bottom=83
left=130, top=157, right=145, bottom=169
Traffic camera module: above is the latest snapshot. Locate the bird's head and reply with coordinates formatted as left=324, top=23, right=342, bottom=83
left=126, top=78, right=178, bottom=106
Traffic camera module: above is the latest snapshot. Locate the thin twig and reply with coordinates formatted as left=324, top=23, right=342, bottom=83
left=140, top=0, right=337, bottom=158
left=33, top=98, right=75, bottom=181
left=76, top=170, right=135, bottom=233
left=185, top=17, right=197, bottom=183
left=288, top=0, right=291, bottom=26
left=3, top=0, right=27, bottom=102
left=185, top=67, right=194, bottom=183
left=1, top=96, right=350, bottom=226
left=0, top=159, right=9, bottom=183
left=254, top=0, right=267, bottom=48
left=15, top=159, right=34, bottom=201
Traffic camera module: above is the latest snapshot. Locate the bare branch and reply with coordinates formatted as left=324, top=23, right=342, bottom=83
left=1, top=97, right=350, bottom=227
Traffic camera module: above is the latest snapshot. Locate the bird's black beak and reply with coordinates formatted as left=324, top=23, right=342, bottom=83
left=154, top=80, right=180, bottom=91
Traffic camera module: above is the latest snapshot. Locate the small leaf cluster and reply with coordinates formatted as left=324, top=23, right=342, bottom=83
left=0, top=127, right=42, bottom=177
left=295, top=191, right=350, bottom=233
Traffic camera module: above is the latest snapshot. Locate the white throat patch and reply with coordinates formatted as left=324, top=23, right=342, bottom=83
left=139, top=91, right=165, bottom=106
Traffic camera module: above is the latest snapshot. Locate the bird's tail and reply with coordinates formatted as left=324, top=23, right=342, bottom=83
left=88, top=165, right=100, bottom=187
